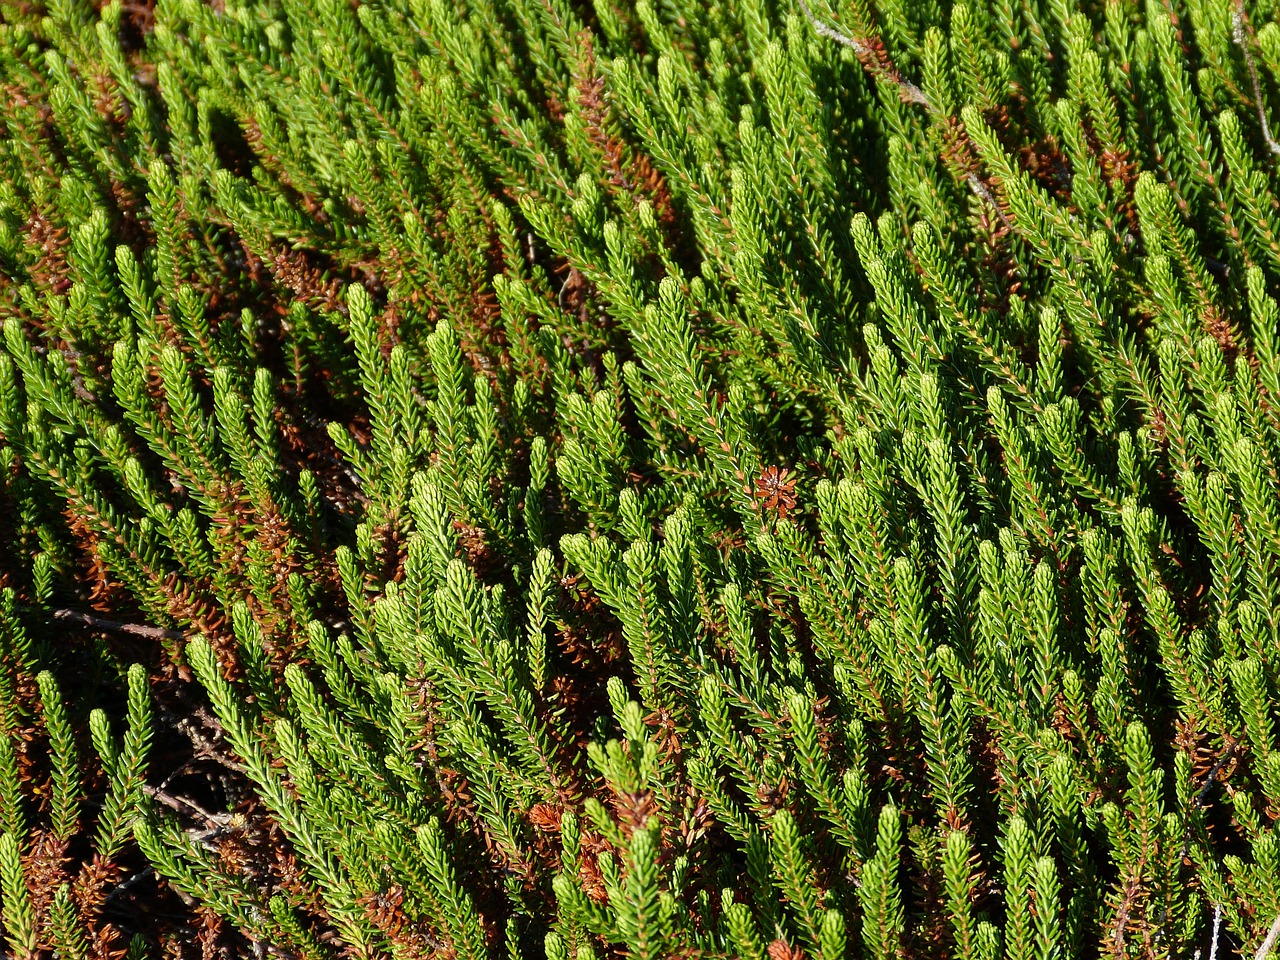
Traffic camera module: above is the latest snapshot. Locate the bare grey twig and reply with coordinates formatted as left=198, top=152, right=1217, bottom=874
left=153, top=697, right=251, bottom=776
left=53, top=608, right=183, bottom=641
left=967, top=174, right=1015, bottom=230
left=795, top=0, right=930, bottom=106
left=1233, top=3, right=1280, bottom=158
left=1256, top=914, right=1280, bottom=960
left=1195, top=904, right=1222, bottom=960
left=143, top=783, right=226, bottom=826
left=796, top=0, right=1011, bottom=227
left=100, top=865, right=155, bottom=909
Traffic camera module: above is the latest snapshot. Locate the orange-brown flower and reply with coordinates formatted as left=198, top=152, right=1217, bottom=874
left=755, top=466, right=797, bottom=518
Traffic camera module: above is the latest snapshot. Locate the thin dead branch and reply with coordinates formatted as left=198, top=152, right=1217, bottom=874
left=796, top=0, right=1011, bottom=227
left=53, top=607, right=184, bottom=640
left=1233, top=1, right=1280, bottom=158
left=1257, top=914, right=1280, bottom=960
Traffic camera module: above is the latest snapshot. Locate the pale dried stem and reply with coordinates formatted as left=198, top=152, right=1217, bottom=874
left=1256, top=914, right=1280, bottom=960
left=796, top=0, right=1010, bottom=226
left=1233, top=2, right=1280, bottom=159
left=796, top=0, right=930, bottom=105
left=53, top=607, right=183, bottom=641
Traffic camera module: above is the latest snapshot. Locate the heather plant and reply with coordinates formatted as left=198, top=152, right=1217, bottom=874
left=0, top=0, right=1279, bottom=955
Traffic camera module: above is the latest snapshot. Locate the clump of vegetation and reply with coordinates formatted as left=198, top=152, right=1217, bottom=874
left=0, top=0, right=1278, bottom=955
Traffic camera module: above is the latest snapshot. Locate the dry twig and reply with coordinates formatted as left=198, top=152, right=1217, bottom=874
left=1233, top=1, right=1280, bottom=158
left=796, top=0, right=1011, bottom=227
left=1256, top=914, right=1280, bottom=960
left=53, top=607, right=183, bottom=640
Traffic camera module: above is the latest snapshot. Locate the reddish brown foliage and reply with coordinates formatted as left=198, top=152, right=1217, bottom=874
left=767, top=939, right=806, bottom=960
left=573, top=31, right=676, bottom=226
left=267, top=248, right=344, bottom=314
left=66, top=507, right=128, bottom=614
left=754, top=466, right=797, bottom=518
left=22, top=211, right=72, bottom=298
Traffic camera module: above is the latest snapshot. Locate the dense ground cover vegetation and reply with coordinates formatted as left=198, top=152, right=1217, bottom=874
left=0, top=0, right=1279, bottom=955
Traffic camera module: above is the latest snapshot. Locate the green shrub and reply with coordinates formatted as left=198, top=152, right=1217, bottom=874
left=0, top=0, right=1277, bottom=955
